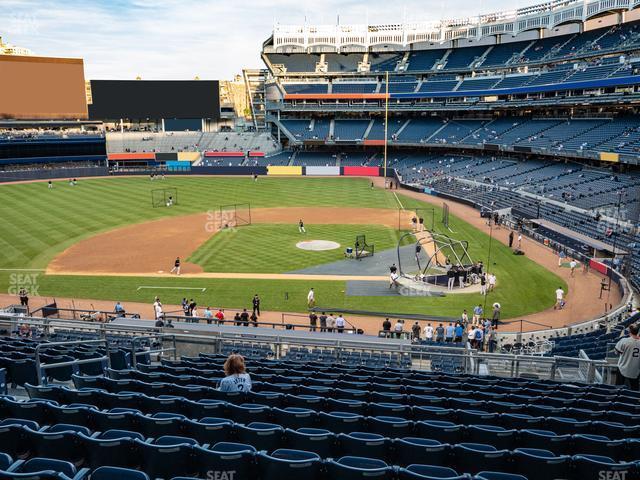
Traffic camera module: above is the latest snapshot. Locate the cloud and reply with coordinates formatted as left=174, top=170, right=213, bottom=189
left=3, top=0, right=534, bottom=80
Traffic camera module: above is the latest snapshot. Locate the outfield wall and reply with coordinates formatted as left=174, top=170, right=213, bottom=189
left=0, top=166, right=108, bottom=183
left=105, top=153, right=389, bottom=177
left=0, top=164, right=389, bottom=183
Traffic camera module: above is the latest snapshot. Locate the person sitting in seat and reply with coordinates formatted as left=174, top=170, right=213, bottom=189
left=219, top=354, right=252, bottom=392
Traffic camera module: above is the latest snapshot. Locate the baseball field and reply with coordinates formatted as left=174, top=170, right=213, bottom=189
left=0, top=175, right=568, bottom=320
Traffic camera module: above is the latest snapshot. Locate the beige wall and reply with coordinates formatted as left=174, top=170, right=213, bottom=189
left=0, top=55, right=88, bottom=120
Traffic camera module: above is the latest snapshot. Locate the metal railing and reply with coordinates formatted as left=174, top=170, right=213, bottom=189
left=1, top=313, right=623, bottom=384
left=30, top=306, right=140, bottom=323
left=130, top=334, right=177, bottom=368
left=161, top=312, right=359, bottom=334
left=34, top=339, right=111, bottom=386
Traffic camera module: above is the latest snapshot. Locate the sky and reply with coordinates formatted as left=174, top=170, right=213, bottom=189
left=3, top=0, right=533, bottom=80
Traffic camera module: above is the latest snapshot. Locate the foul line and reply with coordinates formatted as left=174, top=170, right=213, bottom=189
left=0, top=268, right=45, bottom=272
left=393, top=192, right=404, bottom=210
left=137, top=286, right=206, bottom=292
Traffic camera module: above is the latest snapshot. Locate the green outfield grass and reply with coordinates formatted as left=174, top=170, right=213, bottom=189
left=189, top=223, right=408, bottom=273
left=0, top=176, right=566, bottom=319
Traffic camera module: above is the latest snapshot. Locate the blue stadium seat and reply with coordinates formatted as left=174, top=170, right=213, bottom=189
left=571, top=454, right=638, bottom=480
left=0, top=419, right=39, bottom=430
left=283, top=428, right=336, bottom=458
left=338, top=432, right=390, bottom=461
left=8, top=458, right=84, bottom=479
left=453, top=443, right=510, bottom=475
left=134, top=438, right=195, bottom=479
left=286, top=395, right=325, bottom=410
left=95, top=429, right=145, bottom=441
left=91, top=466, right=149, bottom=480
left=183, top=399, right=227, bottom=419
left=397, top=464, right=465, bottom=479
left=154, top=435, right=198, bottom=446
left=416, top=421, right=464, bottom=444
left=512, top=448, right=570, bottom=480
left=135, top=413, right=185, bottom=438
left=235, top=422, right=284, bottom=451
left=182, top=417, right=232, bottom=445
left=545, top=416, right=591, bottom=436
left=325, top=456, right=393, bottom=479
left=77, top=433, right=139, bottom=469
left=326, top=399, right=367, bottom=415
left=193, top=443, right=256, bottom=480
left=45, top=424, right=91, bottom=436
left=466, top=425, right=515, bottom=450
left=25, top=429, right=85, bottom=465
left=392, top=437, right=449, bottom=468
left=500, top=414, right=544, bottom=430
left=572, top=434, right=626, bottom=459
left=475, top=472, right=528, bottom=480
left=0, top=471, right=73, bottom=480
left=368, top=416, right=413, bottom=437
left=368, top=402, right=411, bottom=418
left=89, top=410, right=137, bottom=432
left=272, top=407, right=317, bottom=429
left=518, top=429, right=571, bottom=453
left=257, top=449, right=322, bottom=480
left=319, top=412, right=365, bottom=434
left=226, top=403, right=270, bottom=424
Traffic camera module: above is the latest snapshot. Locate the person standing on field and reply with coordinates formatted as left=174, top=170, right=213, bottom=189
left=307, top=288, right=315, bottom=308
left=170, top=257, right=181, bottom=275
left=252, top=294, right=261, bottom=316
left=569, top=259, right=577, bottom=277
left=554, top=286, right=565, bottom=310
left=299, top=219, right=306, bottom=234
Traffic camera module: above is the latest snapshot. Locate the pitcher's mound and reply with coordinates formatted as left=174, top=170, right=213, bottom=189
left=296, top=240, right=340, bottom=251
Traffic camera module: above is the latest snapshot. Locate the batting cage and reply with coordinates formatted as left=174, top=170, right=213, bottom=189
left=411, top=207, right=435, bottom=231
left=217, top=203, right=252, bottom=229
left=151, top=188, right=178, bottom=208
left=355, top=234, right=375, bottom=259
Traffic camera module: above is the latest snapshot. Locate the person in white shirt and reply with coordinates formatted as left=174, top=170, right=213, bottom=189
left=554, top=286, right=565, bottom=310
left=389, top=272, right=399, bottom=289
left=488, top=273, right=496, bottom=292
left=153, top=297, right=163, bottom=320
left=335, top=315, right=346, bottom=333
left=569, top=259, right=577, bottom=277
left=307, top=288, right=315, bottom=308
left=424, top=323, right=434, bottom=341
left=326, top=314, right=335, bottom=333
left=517, top=233, right=522, bottom=248
left=467, top=326, right=477, bottom=348
left=394, top=320, right=404, bottom=338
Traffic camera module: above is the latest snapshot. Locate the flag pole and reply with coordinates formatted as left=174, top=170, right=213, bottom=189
left=383, top=70, right=389, bottom=186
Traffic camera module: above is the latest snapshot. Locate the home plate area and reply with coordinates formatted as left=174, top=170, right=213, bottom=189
left=296, top=240, right=341, bottom=251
